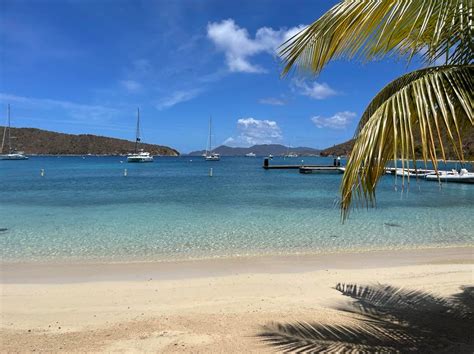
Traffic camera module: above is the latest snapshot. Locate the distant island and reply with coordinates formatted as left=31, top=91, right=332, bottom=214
left=188, top=144, right=321, bottom=156
left=0, top=127, right=179, bottom=156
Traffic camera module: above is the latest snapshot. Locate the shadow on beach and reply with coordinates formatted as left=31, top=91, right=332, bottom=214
left=258, top=283, right=474, bottom=353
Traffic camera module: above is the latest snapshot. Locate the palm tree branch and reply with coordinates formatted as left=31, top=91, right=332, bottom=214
left=341, top=65, right=473, bottom=219
left=280, top=0, right=473, bottom=76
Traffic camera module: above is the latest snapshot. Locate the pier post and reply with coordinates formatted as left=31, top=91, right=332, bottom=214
left=209, top=168, right=213, bottom=177
left=263, top=158, right=269, bottom=168
left=124, top=169, right=128, bottom=177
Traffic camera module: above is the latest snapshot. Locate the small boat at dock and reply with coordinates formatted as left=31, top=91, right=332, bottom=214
left=425, top=169, right=474, bottom=183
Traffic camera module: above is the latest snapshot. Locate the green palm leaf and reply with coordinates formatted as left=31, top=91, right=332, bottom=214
left=280, top=0, right=473, bottom=76
left=341, top=65, right=473, bottom=218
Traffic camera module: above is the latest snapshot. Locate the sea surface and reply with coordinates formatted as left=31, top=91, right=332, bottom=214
left=1, top=156, right=473, bottom=263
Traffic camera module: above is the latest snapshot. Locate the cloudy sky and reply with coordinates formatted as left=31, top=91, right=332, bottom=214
left=1, top=0, right=422, bottom=153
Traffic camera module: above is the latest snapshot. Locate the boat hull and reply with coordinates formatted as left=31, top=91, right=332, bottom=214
left=425, top=175, right=474, bottom=183
left=127, top=156, right=154, bottom=163
left=0, top=154, right=29, bottom=160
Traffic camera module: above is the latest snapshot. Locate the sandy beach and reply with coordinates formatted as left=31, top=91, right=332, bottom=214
left=1, top=246, right=473, bottom=352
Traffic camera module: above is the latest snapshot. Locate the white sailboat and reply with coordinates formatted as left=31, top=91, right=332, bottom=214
left=204, top=116, right=220, bottom=161
left=0, top=104, right=28, bottom=160
left=127, top=108, right=154, bottom=163
left=284, top=143, right=297, bottom=158
left=245, top=152, right=256, bottom=157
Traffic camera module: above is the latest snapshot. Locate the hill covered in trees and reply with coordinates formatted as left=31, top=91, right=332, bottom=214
left=0, top=127, right=179, bottom=156
left=321, top=128, right=474, bottom=160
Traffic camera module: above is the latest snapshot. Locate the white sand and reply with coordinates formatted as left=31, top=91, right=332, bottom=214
left=1, top=247, right=472, bottom=352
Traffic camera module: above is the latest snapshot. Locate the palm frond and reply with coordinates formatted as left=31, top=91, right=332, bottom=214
left=341, top=65, right=473, bottom=219
left=258, top=320, right=405, bottom=353
left=258, top=284, right=474, bottom=353
left=280, top=0, right=473, bottom=76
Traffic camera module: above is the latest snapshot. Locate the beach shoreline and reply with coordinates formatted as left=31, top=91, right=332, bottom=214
left=1, top=246, right=472, bottom=352
left=2, top=245, right=472, bottom=284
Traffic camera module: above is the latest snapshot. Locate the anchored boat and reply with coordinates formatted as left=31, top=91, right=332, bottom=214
left=204, top=116, right=220, bottom=161
left=0, top=104, right=28, bottom=161
left=127, top=108, right=154, bottom=163
left=425, top=169, right=474, bottom=183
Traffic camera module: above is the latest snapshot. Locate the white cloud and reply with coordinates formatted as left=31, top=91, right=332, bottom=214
left=311, top=111, right=357, bottom=129
left=120, top=80, right=142, bottom=92
left=0, top=93, right=119, bottom=123
left=155, top=88, right=202, bottom=110
left=291, top=79, right=338, bottom=100
left=224, top=117, right=283, bottom=147
left=258, top=97, right=286, bottom=106
left=207, top=19, right=306, bottom=73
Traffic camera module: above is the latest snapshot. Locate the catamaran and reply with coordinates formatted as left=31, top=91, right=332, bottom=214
left=127, top=108, right=153, bottom=163
left=0, top=104, right=28, bottom=160
left=204, top=116, right=220, bottom=161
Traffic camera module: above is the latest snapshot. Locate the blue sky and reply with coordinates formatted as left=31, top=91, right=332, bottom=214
left=1, top=0, right=423, bottom=153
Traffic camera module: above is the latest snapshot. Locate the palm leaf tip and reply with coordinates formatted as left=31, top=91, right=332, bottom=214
left=280, top=0, right=474, bottom=76
left=340, top=65, right=474, bottom=220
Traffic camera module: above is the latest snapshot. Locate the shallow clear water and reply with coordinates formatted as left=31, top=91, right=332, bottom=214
left=1, top=156, right=472, bottom=263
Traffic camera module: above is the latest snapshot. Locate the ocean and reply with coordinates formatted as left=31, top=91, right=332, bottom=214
left=1, top=156, right=472, bottom=263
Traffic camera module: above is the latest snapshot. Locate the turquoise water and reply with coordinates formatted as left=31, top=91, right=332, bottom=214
left=1, top=156, right=473, bottom=263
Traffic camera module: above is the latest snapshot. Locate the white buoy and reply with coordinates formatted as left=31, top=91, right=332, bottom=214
left=209, top=168, right=213, bottom=177
left=40, top=169, right=45, bottom=177
left=124, top=169, right=128, bottom=177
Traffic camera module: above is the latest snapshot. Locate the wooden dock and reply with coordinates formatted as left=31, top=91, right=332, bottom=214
left=262, top=158, right=343, bottom=172
left=299, top=166, right=345, bottom=174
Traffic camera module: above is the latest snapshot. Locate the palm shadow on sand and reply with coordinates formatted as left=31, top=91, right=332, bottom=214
left=258, top=283, right=473, bottom=353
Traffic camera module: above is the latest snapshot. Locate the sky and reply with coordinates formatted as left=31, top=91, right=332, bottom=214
left=1, top=0, right=425, bottom=153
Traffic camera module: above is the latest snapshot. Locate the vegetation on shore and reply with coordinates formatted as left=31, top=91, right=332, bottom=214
left=0, top=127, right=179, bottom=156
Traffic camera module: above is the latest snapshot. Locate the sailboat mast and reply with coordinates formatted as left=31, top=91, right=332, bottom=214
left=134, top=108, right=140, bottom=153
left=7, top=104, right=11, bottom=153
left=208, top=116, right=212, bottom=153
left=0, top=105, right=7, bottom=154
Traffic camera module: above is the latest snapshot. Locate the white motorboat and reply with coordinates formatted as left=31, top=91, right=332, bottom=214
left=245, top=152, right=256, bottom=157
left=204, top=116, right=220, bottom=161
left=0, top=104, right=28, bottom=160
left=425, top=169, right=474, bottom=183
left=394, top=168, right=432, bottom=177
left=127, top=108, right=154, bottom=163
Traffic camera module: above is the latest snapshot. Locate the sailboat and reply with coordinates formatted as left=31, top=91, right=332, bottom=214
left=127, top=108, right=153, bottom=163
left=284, top=143, right=298, bottom=158
left=0, top=104, right=28, bottom=160
left=204, top=116, right=220, bottom=161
